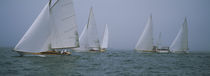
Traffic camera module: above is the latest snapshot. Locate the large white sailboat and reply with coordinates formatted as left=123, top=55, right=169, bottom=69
left=14, top=0, right=79, bottom=56
left=170, top=18, right=189, bottom=53
left=100, top=24, right=109, bottom=52
left=135, top=15, right=156, bottom=52
left=72, top=7, right=101, bottom=52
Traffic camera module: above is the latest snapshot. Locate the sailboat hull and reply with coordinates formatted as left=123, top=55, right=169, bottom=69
left=89, top=47, right=100, bottom=52
left=171, top=51, right=188, bottom=54
left=135, top=50, right=156, bottom=53
left=16, top=51, right=71, bottom=56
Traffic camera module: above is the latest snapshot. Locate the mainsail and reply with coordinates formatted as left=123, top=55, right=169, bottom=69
left=87, top=7, right=100, bottom=50
left=170, top=18, right=188, bottom=52
left=135, top=15, right=154, bottom=51
left=50, top=0, right=79, bottom=49
left=14, top=3, right=51, bottom=53
left=101, top=24, right=109, bottom=49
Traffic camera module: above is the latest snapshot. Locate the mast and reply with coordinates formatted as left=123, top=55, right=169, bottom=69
left=135, top=15, right=154, bottom=51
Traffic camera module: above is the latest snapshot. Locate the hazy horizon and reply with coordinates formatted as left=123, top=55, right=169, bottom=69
left=0, top=0, right=210, bottom=51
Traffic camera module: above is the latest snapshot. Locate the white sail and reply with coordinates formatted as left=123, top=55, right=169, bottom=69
left=72, top=24, right=89, bottom=52
left=14, top=3, right=51, bottom=53
left=101, top=24, right=109, bottom=49
left=87, top=7, right=100, bottom=50
left=170, top=18, right=188, bottom=52
left=135, top=15, right=154, bottom=51
left=50, top=0, right=79, bottom=49
left=79, top=24, right=89, bottom=49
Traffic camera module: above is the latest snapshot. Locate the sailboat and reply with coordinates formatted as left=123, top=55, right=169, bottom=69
left=72, top=7, right=101, bottom=52
left=135, top=15, right=156, bottom=52
left=14, top=0, right=79, bottom=56
left=156, top=32, right=170, bottom=53
left=169, top=18, right=189, bottom=53
left=100, top=24, right=109, bottom=52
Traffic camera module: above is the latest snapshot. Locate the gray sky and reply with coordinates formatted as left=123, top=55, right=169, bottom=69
left=0, top=0, right=210, bottom=51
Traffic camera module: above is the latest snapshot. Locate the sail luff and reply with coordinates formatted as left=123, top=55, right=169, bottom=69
left=135, top=15, right=154, bottom=51
left=14, top=2, right=51, bottom=53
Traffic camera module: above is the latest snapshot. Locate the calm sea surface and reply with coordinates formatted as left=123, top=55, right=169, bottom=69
left=0, top=47, right=210, bottom=76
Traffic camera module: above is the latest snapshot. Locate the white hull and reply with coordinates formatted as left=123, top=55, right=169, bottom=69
left=171, top=51, right=188, bottom=54
left=156, top=50, right=170, bottom=53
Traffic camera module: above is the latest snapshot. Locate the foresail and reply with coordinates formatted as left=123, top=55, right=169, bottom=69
left=87, top=7, right=100, bottom=49
left=72, top=24, right=89, bottom=52
left=79, top=24, right=89, bottom=49
left=135, top=15, right=153, bottom=51
left=101, top=24, right=109, bottom=49
left=170, top=18, right=188, bottom=52
left=50, top=0, right=79, bottom=49
left=14, top=3, right=51, bottom=53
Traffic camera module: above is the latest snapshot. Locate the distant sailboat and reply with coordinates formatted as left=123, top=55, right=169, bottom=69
left=170, top=18, right=189, bottom=53
left=100, top=24, right=109, bottom=52
left=14, top=0, right=79, bottom=56
left=156, top=32, right=170, bottom=53
left=72, top=7, right=101, bottom=52
left=135, top=15, right=156, bottom=52
left=87, top=7, right=101, bottom=51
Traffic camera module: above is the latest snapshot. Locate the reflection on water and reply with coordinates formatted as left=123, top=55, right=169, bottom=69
left=0, top=47, right=210, bottom=76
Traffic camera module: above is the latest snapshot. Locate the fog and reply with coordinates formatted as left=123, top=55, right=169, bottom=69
left=0, top=0, right=210, bottom=51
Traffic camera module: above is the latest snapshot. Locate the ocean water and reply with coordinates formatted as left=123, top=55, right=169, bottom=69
left=0, top=47, right=210, bottom=76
